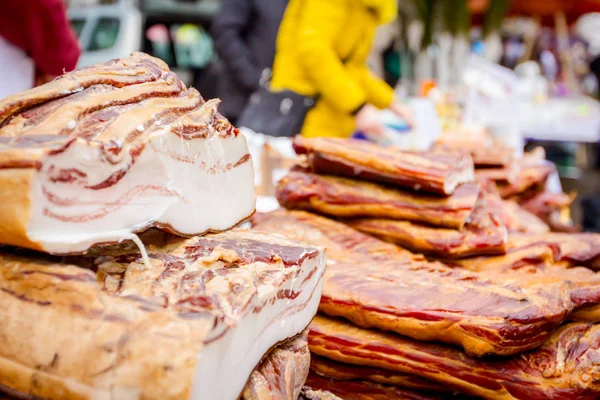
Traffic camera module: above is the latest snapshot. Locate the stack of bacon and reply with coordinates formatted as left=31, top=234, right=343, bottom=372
left=278, top=136, right=514, bottom=260
left=434, top=130, right=578, bottom=233
left=253, top=136, right=600, bottom=400
left=0, top=54, right=331, bottom=400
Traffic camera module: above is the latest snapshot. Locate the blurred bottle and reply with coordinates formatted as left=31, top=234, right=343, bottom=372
left=171, top=24, right=214, bottom=69
left=419, top=79, right=436, bottom=97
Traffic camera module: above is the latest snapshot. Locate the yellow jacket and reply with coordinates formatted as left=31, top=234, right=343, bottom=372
left=270, top=0, right=397, bottom=138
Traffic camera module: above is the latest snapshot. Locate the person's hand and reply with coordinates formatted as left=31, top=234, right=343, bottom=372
left=355, top=104, right=385, bottom=137
left=389, top=99, right=414, bottom=127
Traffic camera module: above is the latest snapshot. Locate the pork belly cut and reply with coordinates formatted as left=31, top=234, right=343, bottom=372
left=310, top=355, right=447, bottom=393
left=452, top=233, right=600, bottom=272
left=0, top=55, right=255, bottom=254
left=252, top=210, right=600, bottom=356
left=489, top=199, right=550, bottom=234
left=309, top=315, right=600, bottom=400
left=293, top=137, right=475, bottom=195
left=497, top=162, right=555, bottom=198
left=0, top=53, right=168, bottom=126
left=252, top=209, right=418, bottom=263
left=0, top=229, right=326, bottom=400
left=436, top=144, right=515, bottom=169
left=304, top=373, right=445, bottom=400
left=299, top=387, right=343, bottom=400
left=474, top=181, right=550, bottom=234
left=519, top=191, right=578, bottom=232
left=347, top=196, right=508, bottom=258
left=276, top=169, right=481, bottom=229
left=432, top=130, right=515, bottom=168
left=242, top=333, right=310, bottom=400
left=474, top=163, right=520, bottom=184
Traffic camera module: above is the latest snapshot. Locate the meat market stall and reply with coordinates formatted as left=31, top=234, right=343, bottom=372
left=0, top=53, right=599, bottom=400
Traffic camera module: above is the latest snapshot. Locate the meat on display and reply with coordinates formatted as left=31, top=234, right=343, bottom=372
left=309, top=315, right=600, bottom=400
left=293, top=137, right=475, bottom=195
left=0, top=229, right=326, bottom=400
left=276, top=169, right=481, bottom=229
left=0, top=53, right=255, bottom=254
left=251, top=210, right=600, bottom=357
left=346, top=194, right=508, bottom=259
left=242, top=333, right=311, bottom=400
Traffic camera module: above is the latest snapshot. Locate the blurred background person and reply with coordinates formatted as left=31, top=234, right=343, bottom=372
left=0, top=0, right=80, bottom=98
left=576, top=13, right=600, bottom=98
left=211, top=0, right=289, bottom=124
left=270, top=0, right=412, bottom=138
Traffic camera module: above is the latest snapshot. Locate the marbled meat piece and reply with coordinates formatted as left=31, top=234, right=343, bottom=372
left=310, top=355, right=447, bottom=393
left=276, top=169, right=481, bottom=229
left=476, top=180, right=549, bottom=234
left=432, top=130, right=515, bottom=168
left=0, top=52, right=168, bottom=126
left=309, top=315, right=600, bottom=400
left=347, top=195, right=508, bottom=259
left=497, top=162, right=555, bottom=199
left=489, top=198, right=550, bottom=234
left=452, top=233, right=600, bottom=271
left=0, top=53, right=255, bottom=254
left=299, top=387, right=343, bottom=400
left=242, top=333, right=310, bottom=400
left=293, top=137, right=475, bottom=195
left=0, top=229, right=326, bottom=400
left=518, top=191, right=579, bottom=232
left=252, top=209, right=418, bottom=264
left=474, top=163, right=520, bottom=184
left=252, top=210, right=600, bottom=356
left=304, top=373, right=445, bottom=400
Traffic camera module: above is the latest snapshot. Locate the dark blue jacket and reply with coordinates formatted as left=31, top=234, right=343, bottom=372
left=212, top=0, right=288, bottom=120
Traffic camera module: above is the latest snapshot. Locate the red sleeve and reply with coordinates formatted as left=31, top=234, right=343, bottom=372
left=27, top=0, right=81, bottom=75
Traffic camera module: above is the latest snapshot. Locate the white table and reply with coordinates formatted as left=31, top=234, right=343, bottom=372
left=518, top=97, right=600, bottom=143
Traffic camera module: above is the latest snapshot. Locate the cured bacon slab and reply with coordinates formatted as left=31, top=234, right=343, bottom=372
left=309, top=315, right=600, bottom=400
left=293, top=137, right=475, bottom=195
left=252, top=209, right=417, bottom=264
left=435, top=144, right=515, bottom=169
left=304, top=373, right=444, bottom=400
left=489, top=199, right=550, bottom=234
left=519, top=191, right=578, bottom=232
left=242, top=334, right=310, bottom=400
left=0, top=53, right=255, bottom=254
left=474, top=148, right=547, bottom=188
left=0, top=229, right=326, bottom=400
left=475, top=163, right=520, bottom=184
left=310, top=355, right=447, bottom=393
left=497, top=162, right=555, bottom=199
left=433, top=129, right=515, bottom=168
left=347, top=197, right=508, bottom=259
left=452, top=233, right=600, bottom=272
left=0, top=53, right=168, bottom=126
left=299, top=387, right=343, bottom=400
left=276, top=169, right=481, bottom=229
left=475, top=180, right=549, bottom=234
left=252, top=210, right=600, bottom=356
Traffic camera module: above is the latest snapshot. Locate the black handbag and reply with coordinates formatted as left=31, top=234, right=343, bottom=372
left=237, top=31, right=363, bottom=137
left=237, top=85, right=316, bottom=138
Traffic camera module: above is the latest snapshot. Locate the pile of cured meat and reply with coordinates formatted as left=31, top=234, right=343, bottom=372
left=252, top=136, right=600, bottom=400
left=434, top=129, right=578, bottom=233
left=0, top=54, right=332, bottom=400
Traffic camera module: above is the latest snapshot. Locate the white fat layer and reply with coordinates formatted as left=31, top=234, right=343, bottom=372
left=27, top=133, right=256, bottom=254
left=190, top=253, right=325, bottom=400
